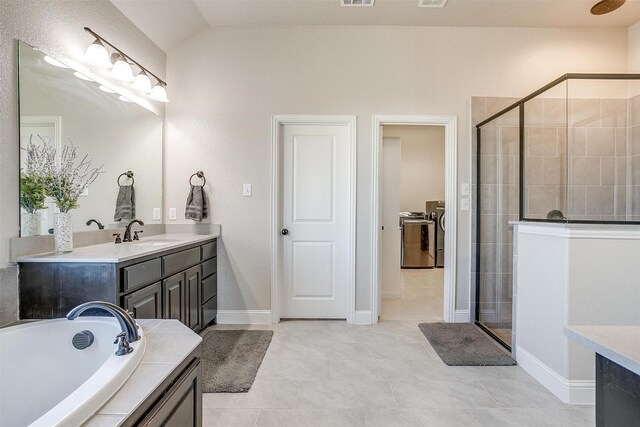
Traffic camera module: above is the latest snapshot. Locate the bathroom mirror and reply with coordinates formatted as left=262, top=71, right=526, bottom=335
left=17, top=40, right=163, bottom=236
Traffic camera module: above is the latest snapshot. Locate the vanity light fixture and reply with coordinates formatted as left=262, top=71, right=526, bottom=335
left=84, top=27, right=169, bottom=102
left=131, top=69, right=152, bottom=93
left=44, top=56, right=69, bottom=68
left=111, top=53, right=135, bottom=82
left=149, top=82, right=169, bottom=103
left=85, top=38, right=112, bottom=68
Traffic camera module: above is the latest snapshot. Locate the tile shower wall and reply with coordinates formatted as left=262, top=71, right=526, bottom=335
left=523, top=93, right=640, bottom=221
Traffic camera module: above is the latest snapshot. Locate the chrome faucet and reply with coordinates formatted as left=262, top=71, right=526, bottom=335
left=66, top=301, right=140, bottom=352
left=123, top=219, right=144, bottom=242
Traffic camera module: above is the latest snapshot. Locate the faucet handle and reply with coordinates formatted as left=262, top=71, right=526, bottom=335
left=113, top=233, right=122, bottom=244
left=114, top=332, right=133, bottom=356
left=133, top=230, right=143, bottom=241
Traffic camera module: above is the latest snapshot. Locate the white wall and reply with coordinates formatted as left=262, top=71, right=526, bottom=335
left=165, top=25, right=629, bottom=313
left=516, top=223, right=640, bottom=404
left=384, top=125, right=445, bottom=212
left=0, top=0, right=166, bottom=325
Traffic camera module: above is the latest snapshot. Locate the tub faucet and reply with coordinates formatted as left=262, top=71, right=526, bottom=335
left=66, top=301, right=139, bottom=345
left=123, top=219, right=144, bottom=242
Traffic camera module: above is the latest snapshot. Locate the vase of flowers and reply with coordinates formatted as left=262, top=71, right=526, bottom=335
left=25, top=136, right=103, bottom=253
left=19, top=172, right=46, bottom=237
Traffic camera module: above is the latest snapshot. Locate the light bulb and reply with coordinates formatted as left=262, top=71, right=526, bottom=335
left=73, top=71, right=93, bottom=82
left=111, top=53, right=134, bottom=82
left=85, top=39, right=111, bottom=68
left=149, top=82, right=169, bottom=103
left=44, top=56, right=68, bottom=68
left=131, top=70, right=152, bottom=93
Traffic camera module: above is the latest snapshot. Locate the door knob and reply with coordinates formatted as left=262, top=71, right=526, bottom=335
left=281, top=228, right=289, bottom=235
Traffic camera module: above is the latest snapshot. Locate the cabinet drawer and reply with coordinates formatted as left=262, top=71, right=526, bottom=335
left=201, top=296, right=217, bottom=326
left=202, top=257, right=217, bottom=278
left=123, top=258, right=162, bottom=292
left=162, top=247, right=200, bottom=276
left=201, top=273, right=217, bottom=303
left=201, top=241, right=217, bottom=261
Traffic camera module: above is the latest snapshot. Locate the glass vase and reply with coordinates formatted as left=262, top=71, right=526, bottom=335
left=22, top=211, right=41, bottom=237
left=54, top=212, right=73, bottom=253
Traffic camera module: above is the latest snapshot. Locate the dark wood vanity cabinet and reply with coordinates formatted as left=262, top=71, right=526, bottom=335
left=18, top=238, right=218, bottom=332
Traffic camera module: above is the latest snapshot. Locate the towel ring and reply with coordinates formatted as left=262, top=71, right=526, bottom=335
left=117, top=171, right=134, bottom=187
left=189, top=171, right=206, bottom=186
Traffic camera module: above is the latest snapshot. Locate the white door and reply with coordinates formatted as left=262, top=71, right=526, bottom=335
left=381, top=137, right=401, bottom=299
left=280, top=123, right=351, bottom=319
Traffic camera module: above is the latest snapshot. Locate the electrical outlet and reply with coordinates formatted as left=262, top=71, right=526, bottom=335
left=169, top=208, right=177, bottom=221
left=461, top=183, right=470, bottom=196
left=461, top=198, right=470, bottom=211
left=153, top=208, right=161, bottom=220
left=243, top=183, right=252, bottom=197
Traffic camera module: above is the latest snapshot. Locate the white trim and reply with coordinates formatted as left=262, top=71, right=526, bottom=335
left=516, top=346, right=595, bottom=405
left=371, top=115, right=458, bottom=325
left=216, top=310, right=273, bottom=325
left=353, top=310, right=372, bottom=325
left=517, top=222, right=640, bottom=240
left=454, top=309, right=470, bottom=323
left=271, top=115, right=357, bottom=324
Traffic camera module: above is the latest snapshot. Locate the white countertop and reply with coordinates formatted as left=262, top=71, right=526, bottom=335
left=14, top=233, right=219, bottom=263
left=565, top=326, right=640, bottom=376
left=84, top=320, right=203, bottom=427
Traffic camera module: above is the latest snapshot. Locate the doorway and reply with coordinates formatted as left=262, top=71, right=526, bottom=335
left=371, top=115, right=458, bottom=324
left=380, top=126, right=446, bottom=321
left=271, top=115, right=356, bottom=323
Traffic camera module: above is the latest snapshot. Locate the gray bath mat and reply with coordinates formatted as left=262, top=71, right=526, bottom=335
left=201, top=329, right=273, bottom=392
left=418, top=323, right=516, bottom=366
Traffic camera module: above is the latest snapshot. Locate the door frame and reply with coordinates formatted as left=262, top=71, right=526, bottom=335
left=271, top=115, right=357, bottom=324
left=371, top=115, right=458, bottom=324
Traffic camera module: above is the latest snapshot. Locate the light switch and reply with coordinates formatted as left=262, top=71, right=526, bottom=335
left=243, top=184, right=252, bottom=197
left=461, top=183, right=470, bottom=196
left=153, top=208, right=161, bottom=220
left=461, top=198, right=470, bottom=211
left=169, top=207, right=177, bottom=220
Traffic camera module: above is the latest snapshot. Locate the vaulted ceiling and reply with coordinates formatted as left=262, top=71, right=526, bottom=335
left=111, top=0, right=640, bottom=52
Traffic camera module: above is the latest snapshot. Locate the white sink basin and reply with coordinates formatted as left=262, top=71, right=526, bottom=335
left=131, top=239, right=181, bottom=247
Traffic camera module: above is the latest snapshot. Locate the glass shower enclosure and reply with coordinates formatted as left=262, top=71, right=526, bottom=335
left=474, top=74, right=640, bottom=350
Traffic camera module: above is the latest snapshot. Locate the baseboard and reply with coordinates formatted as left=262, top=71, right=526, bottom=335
left=381, top=292, right=401, bottom=300
left=353, top=310, right=373, bottom=325
left=516, top=346, right=595, bottom=405
left=453, top=310, right=470, bottom=323
left=216, top=310, right=272, bottom=325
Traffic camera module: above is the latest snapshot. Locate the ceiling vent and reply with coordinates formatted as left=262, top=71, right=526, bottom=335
left=341, top=0, right=375, bottom=6
left=418, top=0, right=448, bottom=7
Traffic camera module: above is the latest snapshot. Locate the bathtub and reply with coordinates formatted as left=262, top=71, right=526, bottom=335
left=0, top=317, right=145, bottom=426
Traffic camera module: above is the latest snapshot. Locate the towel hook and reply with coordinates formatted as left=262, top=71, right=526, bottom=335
left=117, top=171, right=134, bottom=187
left=189, top=171, right=206, bottom=186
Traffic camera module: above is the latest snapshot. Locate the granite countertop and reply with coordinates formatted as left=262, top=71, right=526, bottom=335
left=565, top=326, right=640, bottom=376
left=83, top=319, right=202, bottom=427
left=14, top=233, right=219, bottom=263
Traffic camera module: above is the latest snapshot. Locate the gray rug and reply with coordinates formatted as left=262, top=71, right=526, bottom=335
left=418, top=323, right=516, bottom=366
left=201, top=329, right=273, bottom=393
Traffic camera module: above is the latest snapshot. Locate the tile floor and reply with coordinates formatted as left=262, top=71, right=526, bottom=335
left=202, top=320, right=594, bottom=426
left=381, top=269, right=444, bottom=322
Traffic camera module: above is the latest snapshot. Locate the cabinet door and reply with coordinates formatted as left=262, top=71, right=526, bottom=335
left=185, top=265, right=201, bottom=331
left=138, top=361, right=202, bottom=427
left=123, top=282, right=162, bottom=319
left=163, top=272, right=185, bottom=323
